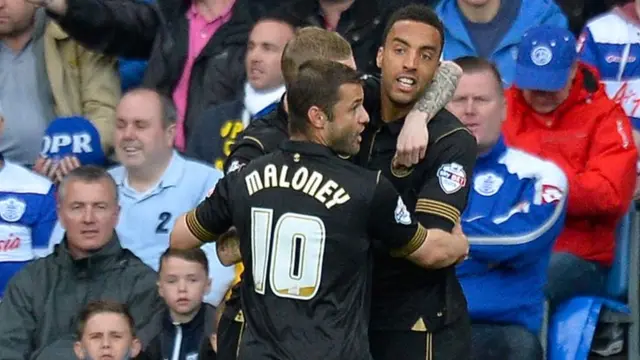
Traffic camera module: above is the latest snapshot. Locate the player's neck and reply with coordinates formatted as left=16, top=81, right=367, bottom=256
left=457, top=0, right=500, bottom=23
left=169, top=304, right=201, bottom=324
left=380, top=93, right=412, bottom=124
left=126, top=155, right=172, bottom=193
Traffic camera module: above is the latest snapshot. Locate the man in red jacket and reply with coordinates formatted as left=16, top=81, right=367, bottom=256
left=502, top=25, right=637, bottom=310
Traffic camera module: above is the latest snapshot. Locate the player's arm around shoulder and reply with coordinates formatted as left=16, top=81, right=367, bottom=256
left=367, top=172, right=469, bottom=269
left=395, top=61, right=463, bottom=167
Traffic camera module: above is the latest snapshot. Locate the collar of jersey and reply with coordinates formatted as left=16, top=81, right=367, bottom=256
left=369, top=107, right=405, bottom=135
left=115, top=151, right=185, bottom=193
left=280, top=140, right=339, bottom=158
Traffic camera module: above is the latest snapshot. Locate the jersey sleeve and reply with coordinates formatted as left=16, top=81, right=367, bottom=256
left=223, top=136, right=266, bottom=174
left=415, top=130, right=477, bottom=232
left=367, top=172, right=427, bottom=258
left=463, top=161, right=569, bottom=268
left=32, top=185, right=57, bottom=257
left=185, top=174, right=236, bottom=243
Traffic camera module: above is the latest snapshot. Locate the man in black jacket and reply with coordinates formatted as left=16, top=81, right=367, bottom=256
left=0, top=166, right=164, bottom=360
left=31, top=0, right=262, bottom=152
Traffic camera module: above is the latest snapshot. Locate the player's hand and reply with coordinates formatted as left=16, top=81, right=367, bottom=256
left=216, top=227, right=242, bottom=266
left=54, top=156, right=81, bottom=184
left=33, top=156, right=60, bottom=182
left=394, top=113, right=429, bottom=168
left=451, top=224, right=469, bottom=261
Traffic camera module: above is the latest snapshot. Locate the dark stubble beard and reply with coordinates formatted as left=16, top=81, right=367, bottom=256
left=330, top=131, right=359, bottom=156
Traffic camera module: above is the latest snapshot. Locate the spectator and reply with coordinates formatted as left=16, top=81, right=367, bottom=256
left=447, top=56, right=568, bottom=360
left=503, top=25, right=638, bottom=309
left=144, top=248, right=217, bottom=360
left=0, top=3, right=120, bottom=166
left=35, top=0, right=262, bottom=153
left=187, top=15, right=294, bottom=168
left=33, top=116, right=108, bottom=185
left=578, top=0, right=640, bottom=199
left=0, top=105, right=57, bottom=298
left=73, top=301, right=144, bottom=360
left=50, top=88, right=233, bottom=305
left=556, top=0, right=620, bottom=35
left=272, top=0, right=410, bottom=74
left=0, top=165, right=164, bottom=359
left=436, top=0, right=568, bottom=86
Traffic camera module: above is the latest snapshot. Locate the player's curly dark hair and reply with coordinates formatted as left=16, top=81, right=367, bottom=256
left=381, top=4, right=445, bottom=54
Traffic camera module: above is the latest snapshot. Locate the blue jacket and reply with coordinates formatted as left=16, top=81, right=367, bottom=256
left=579, top=7, right=640, bottom=129
left=457, top=137, right=568, bottom=333
left=436, top=0, right=568, bottom=86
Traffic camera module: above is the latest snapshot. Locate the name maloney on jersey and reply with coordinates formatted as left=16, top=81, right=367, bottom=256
left=244, top=164, right=351, bottom=209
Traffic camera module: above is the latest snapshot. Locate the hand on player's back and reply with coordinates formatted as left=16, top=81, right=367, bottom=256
left=216, top=227, right=242, bottom=266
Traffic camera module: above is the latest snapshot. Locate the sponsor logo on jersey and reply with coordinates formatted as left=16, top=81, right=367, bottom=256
left=394, top=197, right=412, bottom=225
left=0, top=197, right=26, bottom=222
left=227, top=160, right=246, bottom=174
left=437, top=162, right=467, bottom=194
left=473, top=172, right=504, bottom=196
left=0, top=234, right=21, bottom=252
left=186, top=353, right=199, bottom=360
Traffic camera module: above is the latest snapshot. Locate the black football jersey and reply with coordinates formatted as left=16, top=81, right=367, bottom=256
left=357, top=79, right=478, bottom=332
left=188, top=141, right=427, bottom=360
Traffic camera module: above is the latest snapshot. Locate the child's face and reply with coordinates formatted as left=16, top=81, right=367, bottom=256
left=74, top=312, right=140, bottom=360
left=158, top=257, right=210, bottom=316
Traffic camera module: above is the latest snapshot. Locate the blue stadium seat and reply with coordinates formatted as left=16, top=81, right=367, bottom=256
left=597, top=204, right=639, bottom=359
left=544, top=204, right=639, bottom=359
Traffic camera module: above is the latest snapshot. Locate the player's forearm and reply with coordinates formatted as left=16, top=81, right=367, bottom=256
left=407, top=228, right=468, bottom=269
left=408, top=61, right=462, bottom=123
left=170, top=213, right=212, bottom=249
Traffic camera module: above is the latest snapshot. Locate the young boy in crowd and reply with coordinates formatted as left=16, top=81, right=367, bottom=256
left=144, top=248, right=217, bottom=359
left=74, top=300, right=144, bottom=360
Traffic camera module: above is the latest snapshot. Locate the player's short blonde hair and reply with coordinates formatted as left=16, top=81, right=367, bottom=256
left=281, top=27, right=353, bottom=88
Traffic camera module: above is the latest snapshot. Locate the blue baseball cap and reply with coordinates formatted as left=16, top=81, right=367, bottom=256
left=40, top=116, right=105, bottom=166
left=514, top=25, right=577, bottom=92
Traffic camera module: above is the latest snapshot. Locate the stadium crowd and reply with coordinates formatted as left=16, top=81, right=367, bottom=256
left=0, top=0, right=638, bottom=359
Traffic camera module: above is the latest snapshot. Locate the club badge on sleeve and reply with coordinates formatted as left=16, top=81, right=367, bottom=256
left=438, top=162, right=467, bottom=194
left=394, top=196, right=412, bottom=225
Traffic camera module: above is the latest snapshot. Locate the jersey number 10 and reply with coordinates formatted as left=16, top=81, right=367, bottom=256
left=250, top=207, right=326, bottom=300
